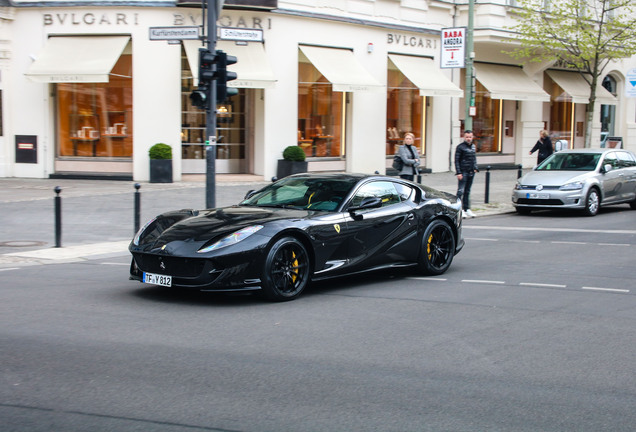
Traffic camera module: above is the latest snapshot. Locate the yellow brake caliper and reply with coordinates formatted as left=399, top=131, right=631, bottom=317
left=427, top=234, right=433, bottom=260
left=291, top=251, right=298, bottom=283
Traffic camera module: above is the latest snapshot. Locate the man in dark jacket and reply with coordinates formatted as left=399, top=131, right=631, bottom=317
left=455, top=130, right=478, bottom=218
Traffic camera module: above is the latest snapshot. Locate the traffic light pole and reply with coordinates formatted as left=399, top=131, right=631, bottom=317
left=205, top=0, right=218, bottom=209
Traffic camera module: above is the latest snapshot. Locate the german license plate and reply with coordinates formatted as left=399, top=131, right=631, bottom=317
left=143, top=272, right=172, bottom=287
left=526, top=192, right=549, bottom=199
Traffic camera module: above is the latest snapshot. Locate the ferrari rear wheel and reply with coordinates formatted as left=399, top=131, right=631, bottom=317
left=261, top=237, right=311, bottom=301
left=418, top=219, right=455, bottom=275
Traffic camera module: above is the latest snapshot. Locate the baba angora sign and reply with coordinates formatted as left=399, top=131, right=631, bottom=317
left=440, top=27, right=466, bottom=69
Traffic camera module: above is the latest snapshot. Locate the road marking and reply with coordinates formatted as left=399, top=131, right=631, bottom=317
left=462, top=279, right=505, bottom=285
left=0, top=267, right=19, bottom=272
left=551, top=241, right=587, bottom=245
left=520, top=282, right=567, bottom=288
left=466, top=238, right=498, bottom=242
left=101, top=262, right=129, bottom=266
left=465, top=226, right=636, bottom=235
left=407, top=277, right=447, bottom=281
left=510, top=240, right=541, bottom=244
left=598, top=243, right=630, bottom=247
left=582, top=287, right=630, bottom=293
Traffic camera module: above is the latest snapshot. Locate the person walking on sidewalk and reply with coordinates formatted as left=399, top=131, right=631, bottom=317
left=397, top=132, right=421, bottom=181
left=455, top=130, right=479, bottom=218
left=529, top=129, right=553, bottom=165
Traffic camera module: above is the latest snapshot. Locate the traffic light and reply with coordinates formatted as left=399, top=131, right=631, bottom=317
left=190, top=48, right=216, bottom=110
left=215, top=50, right=238, bottom=103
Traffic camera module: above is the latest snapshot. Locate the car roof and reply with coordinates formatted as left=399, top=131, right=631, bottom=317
left=284, top=172, right=390, bottom=182
left=557, top=148, right=632, bottom=155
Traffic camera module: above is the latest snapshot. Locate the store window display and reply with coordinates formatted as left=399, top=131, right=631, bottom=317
left=297, top=59, right=343, bottom=158
left=56, top=54, right=132, bottom=158
left=386, top=66, right=424, bottom=156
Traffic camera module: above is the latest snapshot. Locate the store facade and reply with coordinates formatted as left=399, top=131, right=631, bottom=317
left=2, top=0, right=635, bottom=181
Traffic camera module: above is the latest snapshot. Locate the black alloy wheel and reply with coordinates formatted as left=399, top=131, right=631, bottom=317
left=418, top=219, right=455, bottom=275
left=261, top=237, right=311, bottom=301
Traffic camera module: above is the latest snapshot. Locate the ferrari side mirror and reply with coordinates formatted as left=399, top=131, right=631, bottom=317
left=348, top=197, right=382, bottom=214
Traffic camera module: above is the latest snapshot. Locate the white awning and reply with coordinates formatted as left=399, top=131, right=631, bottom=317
left=184, top=40, right=276, bottom=89
left=299, top=45, right=384, bottom=93
left=474, top=64, right=550, bottom=102
left=388, top=54, right=462, bottom=97
left=546, top=70, right=618, bottom=105
left=25, top=36, right=130, bottom=83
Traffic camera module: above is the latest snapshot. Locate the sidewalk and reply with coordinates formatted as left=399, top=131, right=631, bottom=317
left=0, top=170, right=519, bottom=266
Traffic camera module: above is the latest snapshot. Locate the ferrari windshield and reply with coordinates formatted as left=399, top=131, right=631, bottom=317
left=536, top=152, right=601, bottom=171
left=240, top=176, right=359, bottom=211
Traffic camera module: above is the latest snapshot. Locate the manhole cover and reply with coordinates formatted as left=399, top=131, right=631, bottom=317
left=0, top=241, right=47, bottom=247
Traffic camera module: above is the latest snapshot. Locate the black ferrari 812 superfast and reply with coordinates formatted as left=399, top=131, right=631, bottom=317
left=130, top=173, right=464, bottom=301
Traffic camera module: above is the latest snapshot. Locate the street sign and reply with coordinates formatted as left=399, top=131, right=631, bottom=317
left=440, top=27, right=465, bottom=69
left=219, top=27, right=263, bottom=42
left=626, top=68, right=636, bottom=98
left=149, top=26, right=200, bottom=41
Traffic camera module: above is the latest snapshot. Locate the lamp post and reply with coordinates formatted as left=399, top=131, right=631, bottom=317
left=464, top=0, right=475, bottom=131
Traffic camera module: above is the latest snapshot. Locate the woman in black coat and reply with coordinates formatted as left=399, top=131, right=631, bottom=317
left=529, top=130, right=553, bottom=164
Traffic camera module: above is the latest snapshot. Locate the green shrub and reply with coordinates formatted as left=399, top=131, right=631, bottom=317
left=282, top=145, right=306, bottom=162
left=148, top=143, right=172, bottom=160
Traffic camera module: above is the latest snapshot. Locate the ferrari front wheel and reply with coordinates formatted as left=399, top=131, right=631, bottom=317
left=418, top=219, right=455, bottom=275
left=261, top=237, right=311, bottom=301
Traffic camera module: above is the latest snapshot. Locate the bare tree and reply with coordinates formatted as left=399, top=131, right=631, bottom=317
left=507, top=0, right=636, bottom=147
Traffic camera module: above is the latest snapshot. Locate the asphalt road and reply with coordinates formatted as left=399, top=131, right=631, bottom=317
left=2, top=206, right=636, bottom=431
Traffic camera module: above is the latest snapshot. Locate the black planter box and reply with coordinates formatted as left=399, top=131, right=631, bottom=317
left=276, top=160, right=307, bottom=179
left=150, top=159, right=173, bottom=183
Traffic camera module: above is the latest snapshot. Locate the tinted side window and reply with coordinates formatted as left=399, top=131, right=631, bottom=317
left=616, top=152, right=636, bottom=168
left=602, top=152, right=619, bottom=170
left=394, top=182, right=417, bottom=203
left=351, top=181, right=401, bottom=208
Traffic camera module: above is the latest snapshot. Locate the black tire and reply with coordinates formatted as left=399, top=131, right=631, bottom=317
left=418, top=219, right=455, bottom=276
left=630, top=197, right=636, bottom=210
left=583, top=188, right=600, bottom=216
left=261, top=237, right=311, bottom=301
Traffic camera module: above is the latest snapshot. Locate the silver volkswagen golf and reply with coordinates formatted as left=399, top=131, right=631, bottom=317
left=512, top=148, right=636, bottom=216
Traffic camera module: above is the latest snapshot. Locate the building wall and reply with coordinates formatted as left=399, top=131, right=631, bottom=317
left=2, top=0, right=636, bottom=180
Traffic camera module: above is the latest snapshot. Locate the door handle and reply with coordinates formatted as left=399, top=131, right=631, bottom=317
left=407, top=213, right=415, bottom=220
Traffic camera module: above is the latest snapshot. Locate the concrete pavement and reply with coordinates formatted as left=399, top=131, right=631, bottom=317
left=0, top=169, right=520, bottom=266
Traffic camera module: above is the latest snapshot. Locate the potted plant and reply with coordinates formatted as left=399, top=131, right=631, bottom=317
left=276, top=145, right=308, bottom=179
left=149, top=143, right=173, bottom=183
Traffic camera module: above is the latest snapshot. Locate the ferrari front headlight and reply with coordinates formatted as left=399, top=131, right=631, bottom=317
left=560, top=181, right=584, bottom=191
left=133, top=217, right=157, bottom=245
left=197, top=225, right=264, bottom=253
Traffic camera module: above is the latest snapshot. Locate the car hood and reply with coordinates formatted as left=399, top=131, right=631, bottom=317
left=135, top=206, right=312, bottom=251
left=520, top=170, right=593, bottom=186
